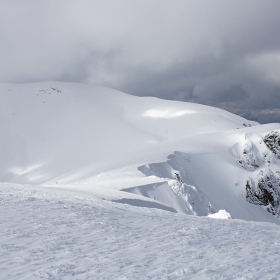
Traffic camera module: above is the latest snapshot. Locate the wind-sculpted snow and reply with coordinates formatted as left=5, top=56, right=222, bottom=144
left=112, top=197, right=177, bottom=212
left=135, top=152, right=213, bottom=216
left=139, top=152, right=195, bottom=185
left=2, top=184, right=280, bottom=279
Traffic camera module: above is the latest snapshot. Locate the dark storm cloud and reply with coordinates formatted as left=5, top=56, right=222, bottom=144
left=1, top=0, right=280, bottom=123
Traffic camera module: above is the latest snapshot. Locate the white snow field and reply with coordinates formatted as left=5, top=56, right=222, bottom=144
left=2, top=184, right=280, bottom=280
left=1, top=82, right=280, bottom=279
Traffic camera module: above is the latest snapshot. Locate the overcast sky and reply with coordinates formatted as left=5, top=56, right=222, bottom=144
left=1, top=1, right=280, bottom=123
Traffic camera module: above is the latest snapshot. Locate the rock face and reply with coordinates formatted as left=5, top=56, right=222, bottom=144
left=264, top=131, right=280, bottom=159
left=232, top=131, right=280, bottom=217
left=246, top=169, right=280, bottom=215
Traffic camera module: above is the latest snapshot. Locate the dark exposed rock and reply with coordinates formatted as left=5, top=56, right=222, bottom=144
left=174, top=172, right=183, bottom=183
left=245, top=169, right=280, bottom=215
left=243, top=123, right=251, bottom=127
left=264, top=131, right=280, bottom=159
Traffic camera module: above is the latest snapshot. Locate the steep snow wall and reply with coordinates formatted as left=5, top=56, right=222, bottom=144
left=130, top=152, right=213, bottom=215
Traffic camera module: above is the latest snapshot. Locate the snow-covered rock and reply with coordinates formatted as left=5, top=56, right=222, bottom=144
left=232, top=133, right=264, bottom=170
left=245, top=169, right=280, bottom=215
left=264, top=131, right=280, bottom=159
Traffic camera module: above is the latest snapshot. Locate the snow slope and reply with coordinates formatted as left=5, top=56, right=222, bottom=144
left=1, top=184, right=280, bottom=280
left=0, top=82, right=253, bottom=184
left=2, top=82, right=280, bottom=279
left=1, top=81, right=280, bottom=224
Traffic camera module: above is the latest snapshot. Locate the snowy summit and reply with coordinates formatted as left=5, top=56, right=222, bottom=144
left=1, top=82, right=280, bottom=279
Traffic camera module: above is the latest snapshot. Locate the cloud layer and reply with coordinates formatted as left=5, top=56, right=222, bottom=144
left=1, top=0, right=280, bottom=123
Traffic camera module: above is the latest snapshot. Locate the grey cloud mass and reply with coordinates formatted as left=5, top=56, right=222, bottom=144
left=1, top=0, right=280, bottom=123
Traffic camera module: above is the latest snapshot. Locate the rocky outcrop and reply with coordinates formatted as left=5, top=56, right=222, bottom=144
left=245, top=169, right=280, bottom=215
left=264, top=131, right=280, bottom=159
left=232, top=134, right=264, bottom=170
left=233, top=131, right=280, bottom=171
left=237, top=141, right=263, bottom=170
left=232, top=131, right=280, bottom=217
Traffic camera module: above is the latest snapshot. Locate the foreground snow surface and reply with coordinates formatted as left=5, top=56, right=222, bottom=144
left=1, top=184, right=280, bottom=280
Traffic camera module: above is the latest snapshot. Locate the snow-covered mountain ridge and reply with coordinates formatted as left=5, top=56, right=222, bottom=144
left=1, top=82, right=280, bottom=223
